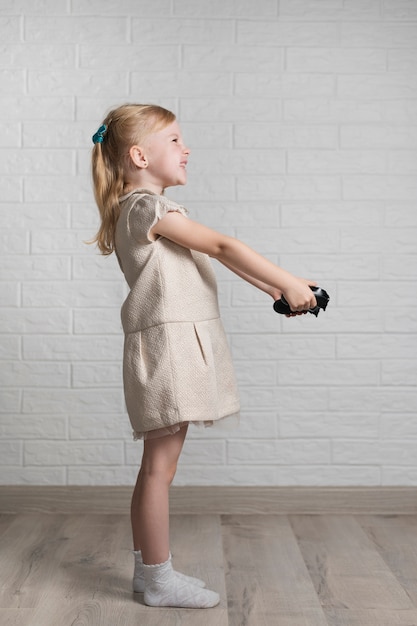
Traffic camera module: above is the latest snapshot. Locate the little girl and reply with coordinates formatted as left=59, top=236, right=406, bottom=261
left=91, top=103, right=317, bottom=609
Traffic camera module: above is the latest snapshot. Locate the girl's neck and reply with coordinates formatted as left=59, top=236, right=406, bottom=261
left=123, top=181, right=163, bottom=195
left=123, top=183, right=165, bottom=196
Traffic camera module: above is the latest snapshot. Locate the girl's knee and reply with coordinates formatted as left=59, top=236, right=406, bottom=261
left=140, top=457, right=178, bottom=486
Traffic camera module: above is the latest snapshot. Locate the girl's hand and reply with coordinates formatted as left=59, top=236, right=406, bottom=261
left=282, top=278, right=317, bottom=313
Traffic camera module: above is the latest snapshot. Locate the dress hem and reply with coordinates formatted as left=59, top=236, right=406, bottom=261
left=132, top=410, right=240, bottom=441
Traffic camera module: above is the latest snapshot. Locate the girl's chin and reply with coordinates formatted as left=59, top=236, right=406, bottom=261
left=163, top=178, right=187, bottom=189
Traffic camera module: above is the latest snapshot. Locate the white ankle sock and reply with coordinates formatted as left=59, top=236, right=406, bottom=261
left=143, top=556, right=219, bottom=608
left=132, top=550, right=206, bottom=593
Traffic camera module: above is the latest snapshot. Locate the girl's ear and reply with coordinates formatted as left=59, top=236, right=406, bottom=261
left=129, top=145, right=148, bottom=169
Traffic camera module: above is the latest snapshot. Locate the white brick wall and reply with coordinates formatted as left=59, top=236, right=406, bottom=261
left=1, top=0, right=416, bottom=486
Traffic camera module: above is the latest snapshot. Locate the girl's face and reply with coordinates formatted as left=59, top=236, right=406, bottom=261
left=141, top=120, right=190, bottom=193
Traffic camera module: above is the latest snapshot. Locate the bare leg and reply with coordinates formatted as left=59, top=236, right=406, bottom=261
left=130, top=424, right=220, bottom=607
left=131, top=468, right=143, bottom=551
left=131, top=425, right=188, bottom=564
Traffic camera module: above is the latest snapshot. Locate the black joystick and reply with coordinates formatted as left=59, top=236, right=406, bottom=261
left=273, top=286, right=329, bottom=317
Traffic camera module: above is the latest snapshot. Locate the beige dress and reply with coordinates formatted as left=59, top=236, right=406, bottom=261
left=115, top=189, right=240, bottom=440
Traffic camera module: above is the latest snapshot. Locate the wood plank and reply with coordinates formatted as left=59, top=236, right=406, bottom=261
left=358, top=514, right=417, bottom=605
left=132, top=607, right=227, bottom=626
left=1, top=486, right=417, bottom=515
left=222, top=514, right=328, bottom=626
left=290, top=515, right=415, bottom=611
left=29, top=513, right=140, bottom=626
left=325, top=608, right=417, bottom=626
left=0, top=514, right=16, bottom=537
left=0, top=513, right=83, bottom=609
left=0, top=609, right=35, bottom=626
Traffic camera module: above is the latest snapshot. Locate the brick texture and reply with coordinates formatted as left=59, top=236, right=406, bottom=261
left=1, top=0, right=416, bottom=486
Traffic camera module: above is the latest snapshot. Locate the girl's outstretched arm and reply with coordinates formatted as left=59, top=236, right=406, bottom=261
left=217, top=258, right=283, bottom=300
left=151, top=212, right=316, bottom=313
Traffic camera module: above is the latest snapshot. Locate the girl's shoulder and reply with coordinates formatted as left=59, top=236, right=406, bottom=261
left=117, top=190, right=188, bottom=245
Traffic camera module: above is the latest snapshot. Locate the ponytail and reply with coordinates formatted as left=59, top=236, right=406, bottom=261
left=91, top=137, right=124, bottom=255
left=90, top=104, right=176, bottom=255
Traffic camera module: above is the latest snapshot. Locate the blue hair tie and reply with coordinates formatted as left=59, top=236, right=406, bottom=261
left=92, top=124, right=107, bottom=144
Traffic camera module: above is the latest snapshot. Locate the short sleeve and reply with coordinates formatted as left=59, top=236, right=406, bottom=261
left=127, top=193, right=188, bottom=244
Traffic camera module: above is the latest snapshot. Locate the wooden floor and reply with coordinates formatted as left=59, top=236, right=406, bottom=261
left=1, top=512, right=417, bottom=626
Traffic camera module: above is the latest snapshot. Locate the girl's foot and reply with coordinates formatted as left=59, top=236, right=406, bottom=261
left=143, top=556, right=219, bottom=608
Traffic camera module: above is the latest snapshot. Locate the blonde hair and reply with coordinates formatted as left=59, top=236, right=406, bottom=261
left=90, top=103, right=176, bottom=255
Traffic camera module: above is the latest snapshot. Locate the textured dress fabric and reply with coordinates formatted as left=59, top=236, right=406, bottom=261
left=115, top=189, right=240, bottom=440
